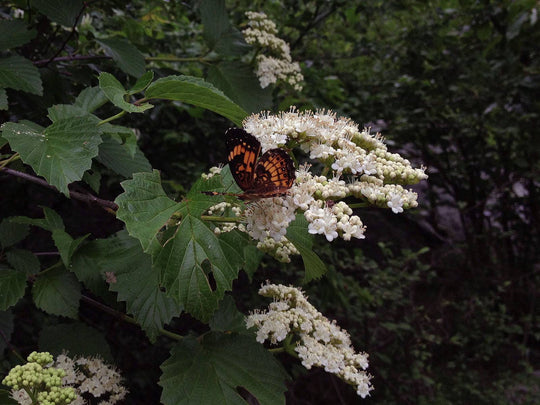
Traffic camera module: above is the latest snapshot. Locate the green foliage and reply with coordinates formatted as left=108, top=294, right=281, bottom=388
left=159, top=332, right=289, bottom=405
left=0, top=0, right=537, bottom=404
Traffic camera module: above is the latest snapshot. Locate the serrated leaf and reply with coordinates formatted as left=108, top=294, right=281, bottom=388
left=31, top=0, right=84, bottom=27
left=0, top=267, right=27, bottom=311
left=97, top=37, right=146, bottom=78
left=0, top=20, right=36, bottom=50
left=0, top=55, right=43, bottom=96
left=209, top=295, right=248, bottom=334
left=0, top=218, right=29, bottom=249
left=0, top=88, right=7, bottom=110
left=6, top=249, right=40, bottom=275
left=32, top=266, right=81, bottom=318
left=286, top=214, right=327, bottom=282
left=47, top=104, right=95, bottom=122
left=207, top=62, right=272, bottom=113
left=100, top=124, right=137, bottom=157
left=98, top=72, right=152, bottom=113
left=145, top=75, right=247, bottom=126
left=200, top=0, right=249, bottom=56
left=0, top=310, right=14, bottom=353
left=115, top=170, right=182, bottom=251
left=39, top=323, right=112, bottom=362
left=159, top=332, right=288, bottom=405
left=1, top=117, right=102, bottom=196
left=129, top=71, right=154, bottom=95
left=155, top=213, right=244, bottom=322
left=74, top=86, right=108, bottom=113
left=97, top=134, right=151, bottom=177
left=72, top=231, right=182, bottom=341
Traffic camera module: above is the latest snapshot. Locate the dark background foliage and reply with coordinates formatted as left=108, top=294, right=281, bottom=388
left=1, top=0, right=538, bottom=404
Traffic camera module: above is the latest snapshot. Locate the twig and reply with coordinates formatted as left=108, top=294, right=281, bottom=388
left=40, top=2, right=88, bottom=68
left=34, top=54, right=110, bottom=66
left=1, top=167, right=118, bottom=212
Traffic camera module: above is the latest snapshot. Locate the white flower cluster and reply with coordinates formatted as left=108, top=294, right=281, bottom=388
left=201, top=165, right=223, bottom=180
left=243, top=11, right=304, bottom=90
left=246, top=284, right=373, bottom=398
left=54, top=354, right=127, bottom=405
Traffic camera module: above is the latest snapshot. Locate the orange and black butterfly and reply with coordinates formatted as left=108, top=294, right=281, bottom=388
left=206, top=128, right=296, bottom=200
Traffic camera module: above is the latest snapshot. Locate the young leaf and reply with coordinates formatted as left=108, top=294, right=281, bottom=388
left=115, top=170, right=182, bottom=252
left=0, top=218, right=29, bottom=249
left=32, top=266, right=81, bottom=318
left=39, top=323, right=113, bottom=362
left=286, top=214, right=327, bottom=282
left=145, top=75, right=247, bottom=126
left=98, top=72, right=152, bottom=113
left=1, top=117, right=103, bottom=196
left=0, top=267, right=27, bottom=311
left=74, top=86, right=108, bottom=113
left=129, top=71, right=154, bottom=95
left=207, top=62, right=272, bottom=113
left=97, top=134, right=151, bottom=177
left=96, top=37, right=146, bottom=78
left=32, top=0, right=84, bottom=27
left=0, top=20, right=36, bottom=50
left=159, top=332, right=289, bottom=405
left=0, top=55, right=43, bottom=96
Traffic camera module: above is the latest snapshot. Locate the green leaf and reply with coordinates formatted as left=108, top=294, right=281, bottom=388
left=200, top=0, right=249, bottom=56
left=0, top=267, right=27, bottom=311
left=97, top=134, right=151, bottom=177
left=0, top=310, right=14, bottom=354
left=51, top=229, right=89, bottom=267
left=6, top=249, right=40, bottom=275
left=72, top=231, right=182, bottom=341
left=74, top=86, right=108, bottom=113
left=115, top=170, right=182, bottom=252
left=159, top=332, right=288, bottom=405
left=0, top=55, right=43, bottom=96
left=32, top=266, right=81, bottom=318
left=96, top=37, right=146, bottom=78
left=207, top=62, right=272, bottom=113
left=0, top=88, right=7, bottom=110
left=145, top=75, right=247, bottom=126
left=47, top=104, right=95, bottom=122
left=1, top=117, right=103, bottom=196
left=98, top=72, right=153, bottom=113
left=286, top=214, right=327, bottom=282
left=209, top=295, right=247, bottom=334
left=0, top=20, right=36, bottom=50
left=0, top=218, right=29, bottom=249
left=82, top=169, right=101, bottom=193
left=154, top=210, right=244, bottom=322
left=39, top=323, right=112, bottom=362
left=31, top=0, right=85, bottom=27
left=129, top=71, right=154, bottom=95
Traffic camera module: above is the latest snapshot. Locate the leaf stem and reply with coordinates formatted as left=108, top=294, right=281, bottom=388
left=98, top=111, right=127, bottom=126
left=0, top=152, right=20, bottom=169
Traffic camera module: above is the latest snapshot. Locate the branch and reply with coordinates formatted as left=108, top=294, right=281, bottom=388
left=34, top=54, right=111, bottom=66
left=40, top=1, right=88, bottom=67
left=1, top=167, right=118, bottom=212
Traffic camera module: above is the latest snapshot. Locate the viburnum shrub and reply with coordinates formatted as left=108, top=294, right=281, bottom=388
left=0, top=2, right=427, bottom=404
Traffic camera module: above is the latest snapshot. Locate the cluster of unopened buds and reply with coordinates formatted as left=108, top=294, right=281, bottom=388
left=242, top=11, right=304, bottom=90
left=246, top=284, right=373, bottom=398
left=202, top=108, right=427, bottom=262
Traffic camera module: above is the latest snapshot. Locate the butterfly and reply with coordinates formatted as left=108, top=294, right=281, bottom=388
left=205, top=128, right=296, bottom=200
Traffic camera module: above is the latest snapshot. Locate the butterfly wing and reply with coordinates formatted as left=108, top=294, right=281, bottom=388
left=225, top=128, right=261, bottom=191
left=247, top=148, right=296, bottom=196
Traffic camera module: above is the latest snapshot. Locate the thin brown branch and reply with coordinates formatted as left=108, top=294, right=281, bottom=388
left=1, top=167, right=118, bottom=212
left=33, top=54, right=111, bottom=66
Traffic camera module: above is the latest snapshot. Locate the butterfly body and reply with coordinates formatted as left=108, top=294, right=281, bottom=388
left=209, top=128, right=296, bottom=200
